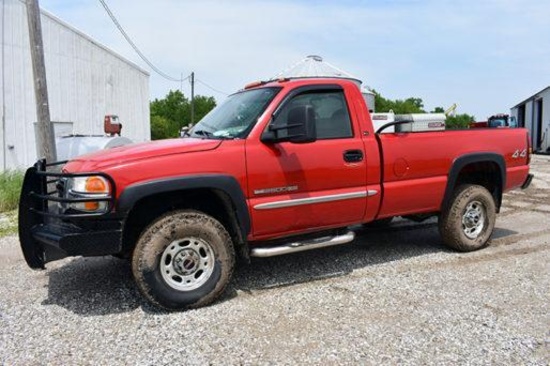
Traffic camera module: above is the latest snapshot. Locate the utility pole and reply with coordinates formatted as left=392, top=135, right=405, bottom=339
left=26, top=0, right=56, bottom=162
left=190, top=72, right=195, bottom=125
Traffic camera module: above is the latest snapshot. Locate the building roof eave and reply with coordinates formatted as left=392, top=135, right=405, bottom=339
left=512, top=85, right=550, bottom=109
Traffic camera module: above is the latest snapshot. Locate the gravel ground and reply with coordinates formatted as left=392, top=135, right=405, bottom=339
left=1, top=156, right=549, bottom=365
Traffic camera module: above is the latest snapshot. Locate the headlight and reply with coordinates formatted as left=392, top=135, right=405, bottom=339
left=64, top=176, right=112, bottom=212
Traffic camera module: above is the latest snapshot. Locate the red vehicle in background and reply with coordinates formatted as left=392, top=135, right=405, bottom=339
left=19, top=78, right=533, bottom=310
left=470, top=114, right=518, bottom=129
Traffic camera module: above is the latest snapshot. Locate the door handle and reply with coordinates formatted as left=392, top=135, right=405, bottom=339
left=343, top=150, right=364, bottom=163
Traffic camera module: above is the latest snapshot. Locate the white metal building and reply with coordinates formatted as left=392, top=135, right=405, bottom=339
left=1, top=0, right=150, bottom=170
left=511, top=86, right=550, bottom=153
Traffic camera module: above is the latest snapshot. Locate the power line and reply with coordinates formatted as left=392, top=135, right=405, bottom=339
left=98, top=0, right=186, bottom=82
left=99, top=0, right=228, bottom=96
left=196, top=79, right=229, bottom=96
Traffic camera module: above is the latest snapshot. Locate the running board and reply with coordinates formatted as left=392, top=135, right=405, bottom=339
left=250, top=231, right=355, bottom=258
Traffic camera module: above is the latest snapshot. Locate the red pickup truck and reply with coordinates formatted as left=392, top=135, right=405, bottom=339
left=19, top=78, right=533, bottom=310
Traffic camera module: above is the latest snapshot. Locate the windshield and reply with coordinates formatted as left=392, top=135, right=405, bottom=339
left=489, top=119, right=506, bottom=128
left=190, top=87, right=280, bottom=139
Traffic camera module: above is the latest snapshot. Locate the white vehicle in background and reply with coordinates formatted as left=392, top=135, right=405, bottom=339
left=54, top=115, right=133, bottom=161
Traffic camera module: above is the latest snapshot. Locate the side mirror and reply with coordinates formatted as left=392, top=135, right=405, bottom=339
left=261, top=105, right=317, bottom=144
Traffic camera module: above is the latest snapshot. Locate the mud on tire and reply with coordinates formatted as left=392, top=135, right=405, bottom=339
left=438, top=184, right=496, bottom=252
left=132, top=210, right=235, bottom=310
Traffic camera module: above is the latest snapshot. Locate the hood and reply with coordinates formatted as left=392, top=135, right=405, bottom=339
left=66, top=138, right=222, bottom=170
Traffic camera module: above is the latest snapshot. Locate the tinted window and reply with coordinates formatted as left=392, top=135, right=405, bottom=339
left=272, top=90, right=353, bottom=139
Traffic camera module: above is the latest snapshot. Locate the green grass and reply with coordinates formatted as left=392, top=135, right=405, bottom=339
left=0, top=170, right=24, bottom=212
left=0, top=210, right=17, bottom=237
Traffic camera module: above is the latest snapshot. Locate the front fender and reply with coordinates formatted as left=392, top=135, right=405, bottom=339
left=117, top=174, right=250, bottom=236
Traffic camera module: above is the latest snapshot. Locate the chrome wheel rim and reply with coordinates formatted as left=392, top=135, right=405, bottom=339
left=160, top=237, right=215, bottom=291
left=462, top=200, right=486, bottom=239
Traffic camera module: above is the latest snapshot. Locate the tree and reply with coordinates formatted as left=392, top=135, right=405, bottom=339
left=401, top=97, right=424, bottom=112
left=150, top=115, right=171, bottom=140
left=446, top=113, right=475, bottom=130
left=432, top=107, right=445, bottom=113
left=193, top=96, right=217, bottom=124
left=373, top=90, right=425, bottom=114
left=150, top=90, right=189, bottom=138
left=150, top=90, right=217, bottom=140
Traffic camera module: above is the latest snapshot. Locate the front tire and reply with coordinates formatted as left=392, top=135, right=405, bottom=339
left=438, top=184, right=496, bottom=252
left=132, top=210, right=235, bottom=310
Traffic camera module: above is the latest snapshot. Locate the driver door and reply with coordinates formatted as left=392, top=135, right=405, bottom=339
left=246, top=86, right=367, bottom=239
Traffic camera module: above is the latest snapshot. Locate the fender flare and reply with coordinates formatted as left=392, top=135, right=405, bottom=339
left=117, top=174, right=250, bottom=237
left=442, top=153, right=506, bottom=211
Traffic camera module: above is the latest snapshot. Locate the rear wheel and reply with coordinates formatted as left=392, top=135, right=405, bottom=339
left=438, top=184, right=496, bottom=252
left=132, top=210, right=235, bottom=310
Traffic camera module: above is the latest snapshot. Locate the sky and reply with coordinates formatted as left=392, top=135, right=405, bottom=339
left=39, top=0, right=550, bottom=120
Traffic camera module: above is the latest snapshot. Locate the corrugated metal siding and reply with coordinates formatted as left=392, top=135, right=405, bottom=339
left=2, top=0, right=34, bottom=169
left=1, top=0, right=150, bottom=170
left=525, top=101, right=534, bottom=146
left=512, top=101, right=535, bottom=147
left=512, top=89, right=550, bottom=151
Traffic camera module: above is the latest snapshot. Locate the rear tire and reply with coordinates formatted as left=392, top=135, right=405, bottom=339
left=132, top=210, right=235, bottom=310
left=438, top=184, right=496, bottom=252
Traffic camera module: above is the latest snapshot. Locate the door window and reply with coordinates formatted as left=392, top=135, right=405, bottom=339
left=272, top=90, right=353, bottom=139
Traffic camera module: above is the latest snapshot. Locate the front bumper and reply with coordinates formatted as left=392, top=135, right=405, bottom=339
left=18, top=160, right=123, bottom=269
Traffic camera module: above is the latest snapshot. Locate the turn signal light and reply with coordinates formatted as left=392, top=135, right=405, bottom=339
left=85, top=176, right=108, bottom=193
left=84, top=177, right=108, bottom=210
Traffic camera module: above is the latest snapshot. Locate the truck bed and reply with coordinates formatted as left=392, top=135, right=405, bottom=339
left=377, top=128, right=530, bottom=218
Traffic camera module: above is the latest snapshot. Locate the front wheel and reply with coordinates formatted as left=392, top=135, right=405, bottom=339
left=438, top=184, right=496, bottom=252
left=132, top=210, right=235, bottom=310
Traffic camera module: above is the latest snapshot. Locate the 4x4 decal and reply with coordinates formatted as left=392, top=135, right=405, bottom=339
left=512, top=149, right=527, bottom=159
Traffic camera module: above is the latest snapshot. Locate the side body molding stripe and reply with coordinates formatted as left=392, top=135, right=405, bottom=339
left=254, top=190, right=377, bottom=210
left=117, top=174, right=250, bottom=236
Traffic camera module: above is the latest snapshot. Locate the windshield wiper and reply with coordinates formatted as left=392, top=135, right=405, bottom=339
left=192, top=129, right=236, bottom=140
left=192, top=130, right=214, bottom=138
